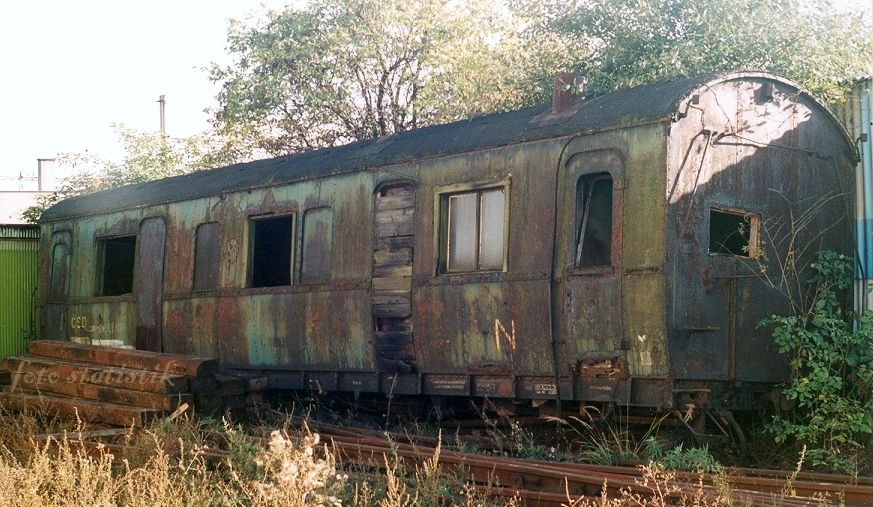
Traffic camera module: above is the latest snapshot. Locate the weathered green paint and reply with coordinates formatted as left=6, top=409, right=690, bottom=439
left=35, top=73, right=858, bottom=410
left=0, top=226, right=38, bottom=358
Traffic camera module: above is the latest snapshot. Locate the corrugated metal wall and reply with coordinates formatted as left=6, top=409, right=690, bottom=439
left=834, top=79, right=873, bottom=313
left=0, top=225, right=39, bottom=357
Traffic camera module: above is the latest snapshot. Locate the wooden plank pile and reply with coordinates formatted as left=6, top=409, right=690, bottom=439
left=0, top=340, right=258, bottom=426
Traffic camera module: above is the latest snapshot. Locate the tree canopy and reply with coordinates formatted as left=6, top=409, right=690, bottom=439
left=527, top=0, right=873, bottom=100
left=27, top=0, right=873, bottom=222
left=207, top=0, right=580, bottom=160
left=209, top=0, right=872, bottom=161
left=22, top=125, right=216, bottom=223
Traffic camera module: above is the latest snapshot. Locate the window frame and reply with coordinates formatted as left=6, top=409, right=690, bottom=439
left=246, top=212, right=297, bottom=288
left=573, top=172, right=615, bottom=269
left=434, top=179, right=510, bottom=275
left=708, top=206, right=761, bottom=258
left=564, top=150, right=624, bottom=276
left=95, top=234, right=138, bottom=297
left=48, top=230, right=72, bottom=301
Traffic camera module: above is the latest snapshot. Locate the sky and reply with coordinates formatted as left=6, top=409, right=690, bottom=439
left=0, top=0, right=288, bottom=185
left=0, top=0, right=870, bottom=185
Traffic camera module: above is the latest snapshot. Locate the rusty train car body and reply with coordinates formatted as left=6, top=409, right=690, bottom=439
left=36, top=72, right=856, bottom=416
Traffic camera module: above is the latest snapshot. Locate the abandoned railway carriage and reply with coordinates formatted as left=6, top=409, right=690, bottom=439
left=36, top=72, right=856, bottom=421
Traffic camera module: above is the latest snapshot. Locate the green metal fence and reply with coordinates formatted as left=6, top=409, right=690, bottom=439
left=0, top=225, right=39, bottom=358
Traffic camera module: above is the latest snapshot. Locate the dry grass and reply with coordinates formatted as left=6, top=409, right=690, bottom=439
left=0, top=405, right=780, bottom=507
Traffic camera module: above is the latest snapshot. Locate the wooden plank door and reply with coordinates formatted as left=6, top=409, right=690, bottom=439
left=371, top=182, right=417, bottom=372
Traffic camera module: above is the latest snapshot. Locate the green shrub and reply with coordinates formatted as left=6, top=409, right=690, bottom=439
left=760, top=251, right=873, bottom=474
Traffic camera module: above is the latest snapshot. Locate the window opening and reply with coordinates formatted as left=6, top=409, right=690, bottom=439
left=97, top=235, right=136, bottom=296
left=709, top=209, right=758, bottom=257
left=575, top=173, right=613, bottom=267
left=250, top=215, right=294, bottom=287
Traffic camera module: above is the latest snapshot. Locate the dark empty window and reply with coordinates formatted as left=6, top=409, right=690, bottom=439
left=193, top=222, right=220, bottom=291
left=709, top=209, right=758, bottom=257
left=250, top=215, right=294, bottom=287
left=575, top=173, right=613, bottom=267
left=441, top=187, right=506, bottom=273
left=300, top=208, right=333, bottom=283
left=97, top=235, right=136, bottom=296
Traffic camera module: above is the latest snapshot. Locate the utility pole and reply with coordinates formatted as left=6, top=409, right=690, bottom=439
left=157, top=95, right=166, bottom=135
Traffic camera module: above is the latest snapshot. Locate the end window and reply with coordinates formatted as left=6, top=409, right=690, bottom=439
left=575, top=173, right=613, bottom=267
left=709, top=209, right=760, bottom=257
left=49, top=231, right=71, bottom=300
left=249, top=214, right=294, bottom=288
left=440, top=187, right=506, bottom=273
left=97, top=235, right=136, bottom=296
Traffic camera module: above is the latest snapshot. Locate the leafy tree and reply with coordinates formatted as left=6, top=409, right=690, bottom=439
left=210, top=0, right=871, bottom=161
left=523, top=0, right=873, bottom=100
left=22, top=125, right=218, bottom=223
left=208, top=0, right=579, bottom=160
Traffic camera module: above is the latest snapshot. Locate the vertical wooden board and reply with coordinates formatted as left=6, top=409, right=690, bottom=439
left=286, top=292, right=308, bottom=366
left=161, top=300, right=192, bottom=355
left=412, top=284, right=467, bottom=373
left=502, top=280, right=552, bottom=375
left=217, top=192, right=246, bottom=289
left=244, top=294, right=279, bottom=366
left=295, top=290, right=372, bottom=370
left=565, top=277, right=622, bottom=356
left=70, top=217, right=100, bottom=299
left=622, top=274, right=668, bottom=376
left=136, top=217, right=166, bottom=351
left=193, top=222, right=220, bottom=291
left=217, top=296, right=246, bottom=364
left=300, top=208, right=333, bottom=284
left=324, top=174, right=372, bottom=280
left=162, top=202, right=195, bottom=294
left=191, top=298, right=218, bottom=359
left=502, top=144, right=558, bottom=273
left=622, top=127, right=667, bottom=270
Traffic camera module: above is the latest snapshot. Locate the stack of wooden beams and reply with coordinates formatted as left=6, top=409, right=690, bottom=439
left=0, top=340, right=220, bottom=426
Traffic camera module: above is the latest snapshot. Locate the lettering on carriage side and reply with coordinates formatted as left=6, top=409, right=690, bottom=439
left=477, top=381, right=497, bottom=394
left=494, top=318, right=517, bottom=353
left=70, top=315, right=88, bottom=330
left=534, top=383, right=557, bottom=395
left=70, top=314, right=120, bottom=345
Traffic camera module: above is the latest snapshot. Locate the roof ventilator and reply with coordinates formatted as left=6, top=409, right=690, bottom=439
left=551, top=73, right=586, bottom=115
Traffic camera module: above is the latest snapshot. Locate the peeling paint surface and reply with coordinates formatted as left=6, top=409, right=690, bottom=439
left=35, top=74, right=857, bottom=410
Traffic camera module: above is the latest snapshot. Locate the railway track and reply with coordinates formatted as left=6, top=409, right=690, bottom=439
left=302, top=420, right=873, bottom=507
left=42, top=418, right=873, bottom=506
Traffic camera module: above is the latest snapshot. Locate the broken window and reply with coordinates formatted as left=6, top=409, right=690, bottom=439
left=193, top=222, right=220, bottom=291
left=574, top=173, right=613, bottom=267
left=249, top=214, right=294, bottom=288
left=97, top=235, right=136, bottom=296
left=443, top=187, right=506, bottom=272
left=300, top=207, right=333, bottom=283
left=709, top=209, right=759, bottom=257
